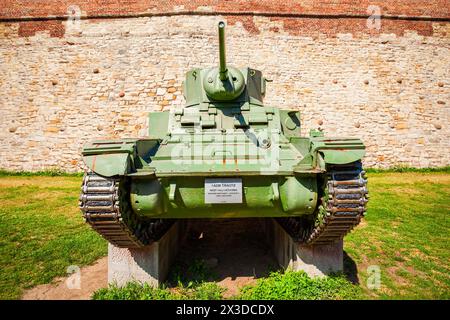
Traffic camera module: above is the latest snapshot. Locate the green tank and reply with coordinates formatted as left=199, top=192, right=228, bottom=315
left=79, top=22, right=368, bottom=248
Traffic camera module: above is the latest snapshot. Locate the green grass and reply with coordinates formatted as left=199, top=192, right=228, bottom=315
left=237, top=271, right=360, bottom=300
left=93, top=271, right=358, bottom=300
left=0, top=176, right=107, bottom=299
left=93, top=281, right=225, bottom=300
left=93, top=258, right=358, bottom=300
left=0, top=171, right=449, bottom=299
left=0, top=169, right=83, bottom=177
left=364, top=166, right=450, bottom=174
left=345, top=172, right=450, bottom=299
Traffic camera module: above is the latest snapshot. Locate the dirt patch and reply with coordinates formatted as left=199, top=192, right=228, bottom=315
left=390, top=187, right=422, bottom=196
left=22, top=257, right=107, bottom=300
left=357, top=219, right=368, bottom=228
left=386, top=266, right=408, bottom=286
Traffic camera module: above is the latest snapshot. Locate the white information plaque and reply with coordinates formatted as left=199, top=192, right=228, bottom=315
left=204, top=178, right=243, bottom=204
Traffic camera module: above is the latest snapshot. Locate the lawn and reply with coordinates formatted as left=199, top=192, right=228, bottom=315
left=0, top=171, right=449, bottom=299
left=345, top=172, right=450, bottom=299
left=0, top=176, right=107, bottom=299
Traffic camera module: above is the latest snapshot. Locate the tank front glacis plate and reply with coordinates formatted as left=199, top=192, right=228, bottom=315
left=149, top=102, right=305, bottom=176
left=149, top=132, right=302, bottom=176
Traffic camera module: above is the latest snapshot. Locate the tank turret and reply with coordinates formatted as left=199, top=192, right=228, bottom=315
left=203, top=21, right=245, bottom=101
left=183, top=21, right=267, bottom=107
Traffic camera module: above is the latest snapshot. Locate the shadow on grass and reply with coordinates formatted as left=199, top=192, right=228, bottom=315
left=343, top=251, right=359, bottom=284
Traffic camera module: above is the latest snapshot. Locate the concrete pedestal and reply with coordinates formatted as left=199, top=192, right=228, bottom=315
left=108, top=221, right=186, bottom=287
left=264, top=219, right=343, bottom=277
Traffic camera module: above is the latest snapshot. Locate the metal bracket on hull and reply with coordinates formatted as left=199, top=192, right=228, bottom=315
left=271, top=182, right=280, bottom=201
left=169, top=182, right=177, bottom=202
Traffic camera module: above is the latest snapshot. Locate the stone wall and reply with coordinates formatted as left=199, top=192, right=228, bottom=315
left=0, top=2, right=449, bottom=171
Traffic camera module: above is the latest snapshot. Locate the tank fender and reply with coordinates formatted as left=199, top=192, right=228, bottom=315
left=311, top=137, right=366, bottom=165
left=83, top=153, right=131, bottom=177
left=82, top=140, right=136, bottom=177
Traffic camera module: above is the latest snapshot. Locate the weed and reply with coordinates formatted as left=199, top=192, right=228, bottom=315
left=92, top=281, right=225, bottom=300
left=237, top=270, right=361, bottom=300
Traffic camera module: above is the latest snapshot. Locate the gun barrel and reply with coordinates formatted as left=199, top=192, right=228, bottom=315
left=218, top=21, right=228, bottom=81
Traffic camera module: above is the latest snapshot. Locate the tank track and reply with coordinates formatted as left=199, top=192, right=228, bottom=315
left=277, top=161, right=368, bottom=245
left=79, top=172, right=174, bottom=248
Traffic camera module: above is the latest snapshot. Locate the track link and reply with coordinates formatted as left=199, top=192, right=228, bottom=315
left=277, top=161, right=368, bottom=245
left=79, top=172, right=174, bottom=248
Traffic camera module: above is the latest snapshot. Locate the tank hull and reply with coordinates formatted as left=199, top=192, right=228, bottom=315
left=79, top=161, right=367, bottom=247
left=129, top=175, right=318, bottom=218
